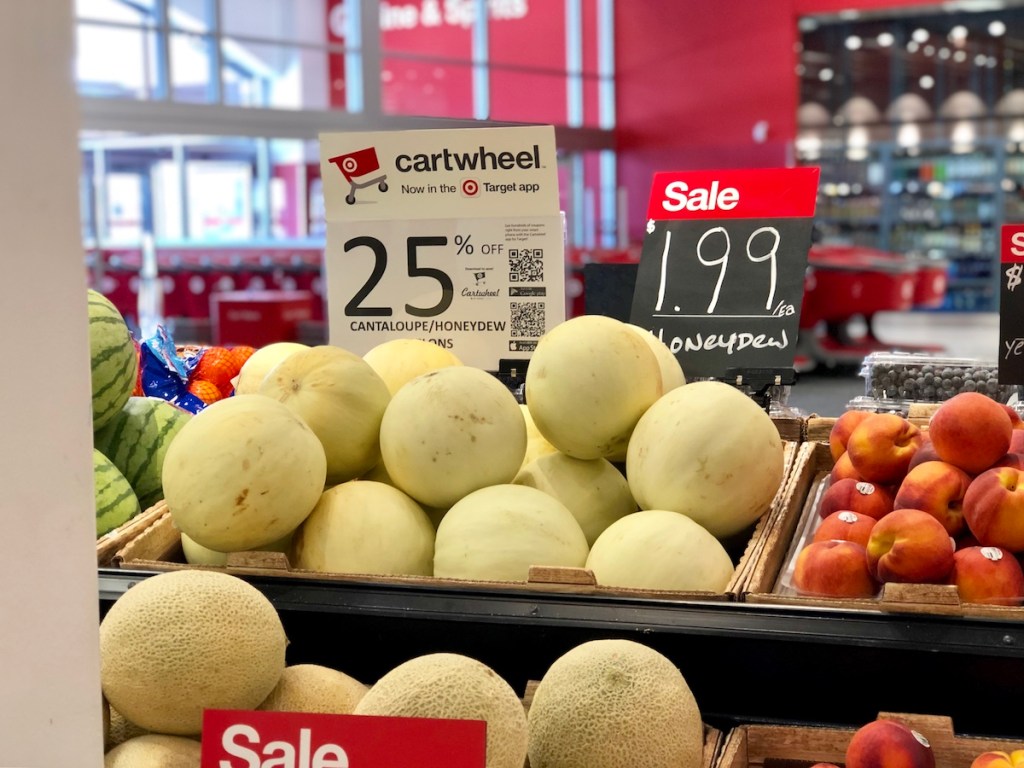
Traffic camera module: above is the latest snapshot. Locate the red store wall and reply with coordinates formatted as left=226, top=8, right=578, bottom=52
left=615, top=0, right=943, bottom=242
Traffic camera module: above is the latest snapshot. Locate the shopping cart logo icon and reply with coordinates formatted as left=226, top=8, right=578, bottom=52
left=328, top=146, right=389, bottom=204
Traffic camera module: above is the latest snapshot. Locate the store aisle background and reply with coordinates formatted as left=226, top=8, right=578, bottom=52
left=784, top=311, right=1002, bottom=416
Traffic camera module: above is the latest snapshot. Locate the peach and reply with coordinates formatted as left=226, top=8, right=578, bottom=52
left=829, top=451, right=864, bottom=485
left=818, top=477, right=893, bottom=520
left=992, top=453, right=1024, bottom=471
left=998, top=403, right=1024, bottom=429
left=813, top=510, right=877, bottom=549
left=792, top=540, right=878, bottom=598
left=963, top=466, right=1024, bottom=552
left=865, top=508, right=955, bottom=584
left=949, top=546, right=1024, bottom=606
left=846, top=719, right=935, bottom=768
left=829, top=410, right=873, bottom=462
left=929, top=392, right=1012, bottom=474
left=893, top=460, right=972, bottom=537
left=846, top=413, right=923, bottom=484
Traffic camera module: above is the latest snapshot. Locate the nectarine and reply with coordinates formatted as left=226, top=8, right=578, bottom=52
left=963, top=466, right=1024, bottom=553
left=813, top=510, right=877, bottom=549
left=846, top=719, right=935, bottom=768
left=792, top=540, right=878, bottom=598
left=893, top=460, right=971, bottom=537
left=949, top=546, right=1024, bottom=606
left=929, top=392, right=1012, bottom=474
left=829, top=410, right=873, bottom=462
left=846, top=413, right=923, bottom=484
left=818, top=477, right=893, bottom=520
left=865, top=508, right=955, bottom=584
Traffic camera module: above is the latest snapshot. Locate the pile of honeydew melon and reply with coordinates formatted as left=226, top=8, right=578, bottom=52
left=161, top=313, right=786, bottom=594
left=100, top=568, right=706, bottom=768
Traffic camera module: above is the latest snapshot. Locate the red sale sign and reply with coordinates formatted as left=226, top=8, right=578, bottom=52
left=201, top=709, right=487, bottom=768
left=645, top=167, right=820, bottom=220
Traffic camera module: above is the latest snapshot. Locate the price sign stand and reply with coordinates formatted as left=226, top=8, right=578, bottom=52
left=1000, top=224, right=1024, bottom=389
left=628, top=168, right=820, bottom=409
left=319, top=126, right=565, bottom=374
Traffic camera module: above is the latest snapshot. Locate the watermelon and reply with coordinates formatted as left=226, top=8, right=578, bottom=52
left=88, top=289, right=138, bottom=431
left=95, top=448, right=141, bottom=537
left=93, top=396, right=193, bottom=510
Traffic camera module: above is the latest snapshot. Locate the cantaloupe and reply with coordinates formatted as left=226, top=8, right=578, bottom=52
left=363, top=338, right=463, bottom=395
left=379, top=366, right=526, bottom=508
left=353, top=653, right=528, bottom=768
left=259, top=664, right=369, bottom=714
left=162, top=394, right=327, bottom=552
left=433, top=484, right=589, bottom=581
left=258, top=345, right=391, bottom=484
left=513, top=452, right=637, bottom=546
left=106, top=705, right=148, bottom=749
left=626, top=380, right=784, bottom=539
left=586, top=509, right=734, bottom=592
left=233, top=341, right=308, bottom=394
left=527, top=639, right=703, bottom=768
left=525, top=315, right=663, bottom=461
left=292, top=480, right=435, bottom=577
left=104, top=734, right=200, bottom=767
left=99, top=569, right=287, bottom=735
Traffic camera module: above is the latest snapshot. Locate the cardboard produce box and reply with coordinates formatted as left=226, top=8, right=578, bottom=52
left=716, top=712, right=1023, bottom=768
left=741, top=441, right=1024, bottom=619
left=110, top=443, right=801, bottom=604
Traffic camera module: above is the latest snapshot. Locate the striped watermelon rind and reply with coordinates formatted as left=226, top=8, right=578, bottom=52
left=93, top=396, right=192, bottom=510
left=88, top=290, right=138, bottom=432
left=94, top=448, right=141, bottom=537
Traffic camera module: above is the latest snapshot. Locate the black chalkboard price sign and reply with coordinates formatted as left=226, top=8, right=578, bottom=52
left=629, top=168, right=820, bottom=381
left=999, top=224, right=1024, bottom=384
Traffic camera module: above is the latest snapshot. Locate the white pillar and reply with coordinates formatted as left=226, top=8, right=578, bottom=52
left=0, top=2, right=105, bottom=765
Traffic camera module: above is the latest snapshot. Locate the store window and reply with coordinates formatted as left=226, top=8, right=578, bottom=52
left=76, top=0, right=618, bottom=251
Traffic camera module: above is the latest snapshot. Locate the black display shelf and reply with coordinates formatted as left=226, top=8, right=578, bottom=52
left=99, top=568, right=1024, bottom=738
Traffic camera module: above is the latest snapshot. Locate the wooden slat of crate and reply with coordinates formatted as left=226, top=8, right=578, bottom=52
left=96, top=501, right=169, bottom=566
left=115, top=508, right=753, bottom=602
left=718, top=713, right=1024, bottom=768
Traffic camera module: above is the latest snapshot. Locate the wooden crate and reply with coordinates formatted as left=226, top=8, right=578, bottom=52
left=716, top=712, right=1024, bottom=768
left=741, top=442, right=1024, bottom=619
left=110, top=443, right=802, bottom=604
left=96, top=502, right=169, bottom=566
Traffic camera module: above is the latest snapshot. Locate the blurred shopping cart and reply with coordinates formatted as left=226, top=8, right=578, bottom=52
left=327, top=146, right=389, bottom=204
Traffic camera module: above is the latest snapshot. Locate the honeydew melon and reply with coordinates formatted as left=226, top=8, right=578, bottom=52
left=379, top=366, right=526, bottom=508
left=626, top=323, right=686, bottom=392
left=258, top=344, right=391, bottom=484
left=525, top=315, right=663, bottom=461
left=586, top=509, right=734, bottom=592
left=513, top=452, right=636, bottom=546
left=162, top=394, right=326, bottom=552
left=433, top=484, right=589, bottom=581
left=362, top=337, right=463, bottom=395
left=292, top=480, right=434, bottom=577
left=626, top=380, right=784, bottom=539
left=233, top=341, right=307, bottom=394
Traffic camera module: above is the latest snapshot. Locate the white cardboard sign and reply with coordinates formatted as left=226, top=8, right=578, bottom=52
left=319, top=126, right=565, bottom=370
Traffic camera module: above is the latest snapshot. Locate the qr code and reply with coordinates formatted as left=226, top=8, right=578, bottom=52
left=509, top=248, right=544, bottom=282
left=510, top=302, right=545, bottom=338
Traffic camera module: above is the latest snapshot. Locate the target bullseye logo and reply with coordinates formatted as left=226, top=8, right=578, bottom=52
left=461, top=178, right=480, bottom=197
left=340, top=156, right=359, bottom=174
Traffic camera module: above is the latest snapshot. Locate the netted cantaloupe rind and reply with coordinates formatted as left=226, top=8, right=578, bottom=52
left=259, top=664, right=369, bottom=714
left=353, top=652, right=527, bottom=768
left=100, top=569, right=287, bottom=736
left=103, top=733, right=201, bottom=767
left=527, top=639, right=704, bottom=768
